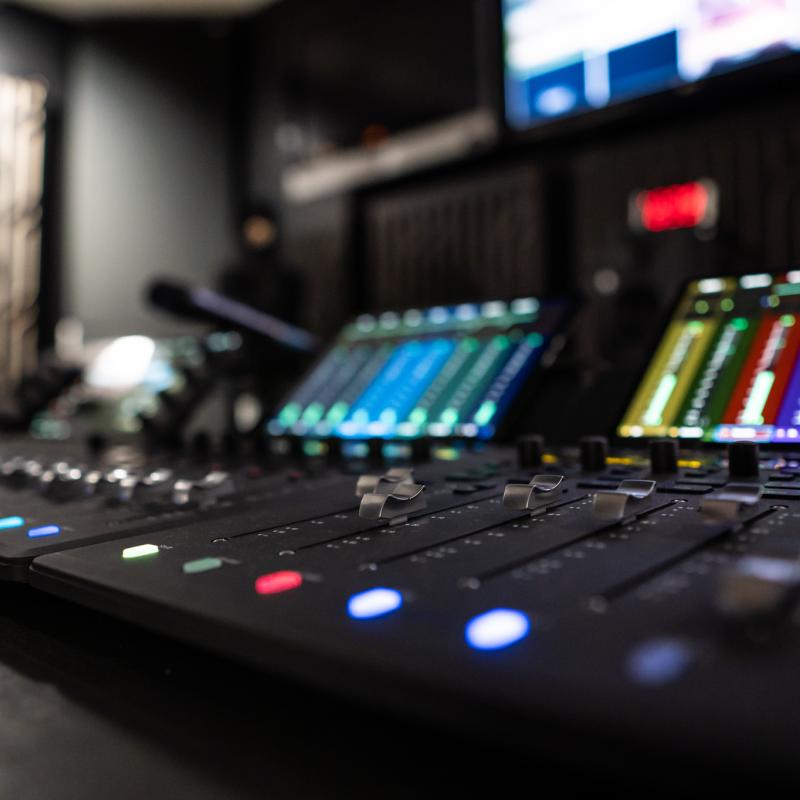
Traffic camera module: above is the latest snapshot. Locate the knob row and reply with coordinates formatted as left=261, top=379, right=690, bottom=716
left=516, top=434, right=761, bottom=479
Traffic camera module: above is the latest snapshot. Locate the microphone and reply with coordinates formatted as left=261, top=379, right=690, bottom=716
left=147, top=279, right=320, bottom=355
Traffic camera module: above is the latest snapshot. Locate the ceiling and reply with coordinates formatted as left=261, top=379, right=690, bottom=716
left=14, top=0, right=278, bottom=18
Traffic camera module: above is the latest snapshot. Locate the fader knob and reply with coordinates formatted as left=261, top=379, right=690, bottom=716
left=516, top=434, right=543, bottom=469
left=728, top=441, right=760, bottom=480
left=649, top=438, right=679, bottom=475
left=580, top=435, right=608, bottom=472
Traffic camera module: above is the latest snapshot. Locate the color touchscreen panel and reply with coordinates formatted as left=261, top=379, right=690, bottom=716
left=619, top=273, right=800, bottom=443
left=269, top=297, right=569, bottom=440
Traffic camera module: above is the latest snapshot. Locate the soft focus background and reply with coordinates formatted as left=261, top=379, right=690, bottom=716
left=1, top=0, right=799, bottom=437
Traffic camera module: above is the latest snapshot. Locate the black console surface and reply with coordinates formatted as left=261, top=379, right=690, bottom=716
left=3, top=438, right=796, bottom=782
left=0, top=577, right=747, bottom=799
left=9, top=276, right=800, bottom=788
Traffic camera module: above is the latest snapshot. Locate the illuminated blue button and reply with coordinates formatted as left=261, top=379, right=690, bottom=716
left=347, top=588, right=403, bottom=620
left=626, top=638, right=693, bottom=686
left=465, top=608, right=530, bottom=651
left=0, top=516, right=24, bottom=530
left=27, top=525, right=61, bottom=539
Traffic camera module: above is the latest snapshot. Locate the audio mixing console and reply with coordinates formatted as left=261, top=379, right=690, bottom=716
left=4, top=278, right=800, bottom=777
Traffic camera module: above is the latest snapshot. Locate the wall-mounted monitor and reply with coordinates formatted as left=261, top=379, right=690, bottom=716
left=503, top=0, right=800, bottom=131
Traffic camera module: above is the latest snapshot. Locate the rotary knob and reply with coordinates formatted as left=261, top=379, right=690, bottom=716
left=728, top=441, right=760, bottom=480
left=579, top=435, right=608, bottom=473
left=649, top=438, right=679, bottom=475
left=516, top=434, right=544, bottom=469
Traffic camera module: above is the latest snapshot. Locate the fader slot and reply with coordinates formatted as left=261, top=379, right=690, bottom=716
left=228, top=483, right=513, bottom=560
left=460, top=496, right=677, bottom=585
left=500, top=503, right=780, bottom=607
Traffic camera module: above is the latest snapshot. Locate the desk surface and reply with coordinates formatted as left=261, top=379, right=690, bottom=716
left=0, top=583, right=776, bottom=799
left=0, top=583, right=540, bottom=800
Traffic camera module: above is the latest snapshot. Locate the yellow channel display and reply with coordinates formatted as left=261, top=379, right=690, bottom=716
left=618, top=273, right=800, bottom=443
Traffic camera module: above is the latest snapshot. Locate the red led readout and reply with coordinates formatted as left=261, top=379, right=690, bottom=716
left=631, top=180, right=717, bottom=233
left=254, top=570, right=303, bottom=595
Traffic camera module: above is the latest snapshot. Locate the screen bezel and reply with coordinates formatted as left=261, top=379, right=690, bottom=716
left=266, top=293, right=578, bottom=446
left=495, top=0, right=800, bottom=145
left=611, top=271, right=800, bottom=452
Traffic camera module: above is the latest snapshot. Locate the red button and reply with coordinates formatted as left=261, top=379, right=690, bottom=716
left=254, top=570, right=303, bottom=595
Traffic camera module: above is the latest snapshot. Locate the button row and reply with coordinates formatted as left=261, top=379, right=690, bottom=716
left=121, top=543, right=532, bottom=650
left=0, top=516, right=60, bottom=538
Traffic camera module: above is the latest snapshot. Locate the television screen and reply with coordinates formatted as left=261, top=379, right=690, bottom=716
left=503, top=0, right=800, bottom=130
left=618, top=272, right=800, bottom=444
left=267, top=297, right=571, bottom=441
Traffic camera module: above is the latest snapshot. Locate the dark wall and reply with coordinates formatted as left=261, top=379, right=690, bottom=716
left=0, top=5, right=68, bottom=101
left=241, top=0, right=479, bottom=204
left=61, top=20, right=237, bottom=339
left=363, top=160, right=547, bottom=311
left=235, top=0, right=481, bottom=336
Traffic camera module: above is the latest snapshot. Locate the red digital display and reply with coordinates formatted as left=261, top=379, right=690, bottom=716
left=630, top=179, right=718, bottom=233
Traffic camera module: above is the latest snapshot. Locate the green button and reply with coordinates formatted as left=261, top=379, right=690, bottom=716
left=182, top=556, right=223, bottom=575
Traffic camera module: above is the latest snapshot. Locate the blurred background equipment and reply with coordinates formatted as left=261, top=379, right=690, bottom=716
left=0, top=74, right=46, bottom=404
left=502, top=0, right=800, bottom=131
left=146, top=278, right=318, bottom=355
left=218, top=203, right=306, bottom=326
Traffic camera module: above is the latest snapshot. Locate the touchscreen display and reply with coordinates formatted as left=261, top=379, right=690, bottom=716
left=618, top=273, right=800, bottom=443
left=268, top=297, right=570, bottom=440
